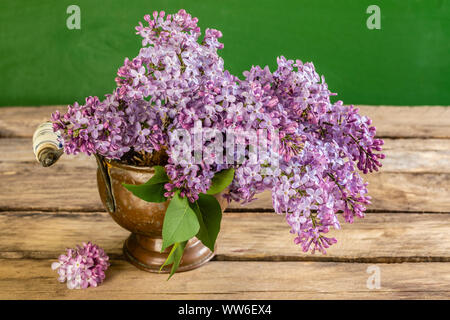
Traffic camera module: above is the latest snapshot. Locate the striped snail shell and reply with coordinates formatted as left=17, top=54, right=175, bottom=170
left=32, top=122, right=63, bottom=167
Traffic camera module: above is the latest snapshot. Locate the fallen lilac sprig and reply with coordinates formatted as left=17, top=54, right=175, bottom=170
left=51, top=242, right=110, bottom=289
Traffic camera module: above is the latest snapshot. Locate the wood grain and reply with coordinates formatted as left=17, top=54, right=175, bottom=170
left=380, top=139, right=450, bottom=173
left=231, top=172, right=450, bottom=213
left=1, top=138, right=450, bottom=212
left=4, top=137, right=450, bottom=172
left=0, top=259, right=448, bottom=299
left=359, top=105, right=450, bottom=139
left=0, top=106, right=60, bottom=138
left=1, top=106, right=449, bottom=139
left=1, top=161, right=449, bottom=212
left=0, top=105, right=449, bottom=300
left=1, top=211, right=448, bottom=262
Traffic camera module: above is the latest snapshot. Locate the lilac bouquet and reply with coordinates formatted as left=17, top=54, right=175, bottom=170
left=51, top=10, right=384, bottom=277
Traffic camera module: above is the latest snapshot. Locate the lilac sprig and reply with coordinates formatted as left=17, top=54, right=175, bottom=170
left=227, top=56, right=384, bottom=253
left=51, top=242, right=110, bottom=289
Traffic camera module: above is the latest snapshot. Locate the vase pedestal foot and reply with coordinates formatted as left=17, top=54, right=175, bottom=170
left=123, top=233, right=214, bottom=273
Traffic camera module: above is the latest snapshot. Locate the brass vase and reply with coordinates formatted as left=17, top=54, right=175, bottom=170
left=96, top=157, right=227, bottom=273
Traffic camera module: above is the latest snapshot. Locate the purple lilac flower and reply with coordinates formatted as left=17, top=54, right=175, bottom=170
left=227, top=56, right=384, bottom=254
left=51, top=10, right=384, bottom=255
left=51, top=242, right=109, bottom=289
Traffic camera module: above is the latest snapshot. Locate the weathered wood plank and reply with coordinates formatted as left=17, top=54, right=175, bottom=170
left=1, top=212, right=448, bottom=262
left=0, top=106, right=60, bottom=139
left=4, top=137, right=450, bottom=173
left=235, top=172, right=450, bottom=213
left=0, top=259, right=448, bottom=299
left=381, top=139, right=450, bottom=173
left=0, top=106, right=449, bottom=139
left=2, top=137, right=450, bottom=212
left=1, top=159, right=450, bottom=213
left=359, top=105, right=450, bottom=139
left=367, top=173, right=450, bottom=213
left=1, top=105, right=448, bottom=301
left=0, top=138, right=93, bottom=165
left=1, top=108, right=449, bottom=212
left=0, top=161, right=99, bottom=212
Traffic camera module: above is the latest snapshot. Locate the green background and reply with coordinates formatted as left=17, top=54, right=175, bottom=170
left=0, top=0, right=449, bottom=107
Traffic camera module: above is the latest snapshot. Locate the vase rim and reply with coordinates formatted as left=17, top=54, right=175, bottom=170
left=106, top=159, right=156, bottom=173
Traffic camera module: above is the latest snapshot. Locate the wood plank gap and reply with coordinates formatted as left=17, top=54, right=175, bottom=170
left=227, top=209, right=450, bottom=214
left=0, top=210, right=107, bottom=217
left=213, top=255, right=450, bottom=263
left=1, top=133, right=448, bottom=141
left=366, top=209, right=450, bottom=214
left=2, top=209, right=450, bottom=216
left=0, top=207, right=104, bottom=214
left=374, top=136, right=450, bottom=140
left=2, top=251, right=448, bottom=264
left=5, top=134, right=446, bottom=140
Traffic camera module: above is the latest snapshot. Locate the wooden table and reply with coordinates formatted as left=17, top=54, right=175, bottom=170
left=0, top=106, right=449, bottom=299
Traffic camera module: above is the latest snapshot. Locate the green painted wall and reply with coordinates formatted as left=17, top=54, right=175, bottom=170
left=0, top=0, right=449, bottom=106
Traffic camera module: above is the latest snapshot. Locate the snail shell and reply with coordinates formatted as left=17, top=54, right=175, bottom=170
left=32, top=122, right=63, bottom=167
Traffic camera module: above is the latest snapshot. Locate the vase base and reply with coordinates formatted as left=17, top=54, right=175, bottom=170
left=123, top=233, right=214, bottom=273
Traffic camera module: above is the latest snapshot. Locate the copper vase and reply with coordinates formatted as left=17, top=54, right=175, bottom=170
left=96, top=158, right=227, bottom=273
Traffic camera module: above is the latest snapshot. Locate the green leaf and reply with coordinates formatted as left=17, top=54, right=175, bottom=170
left=122, top=165, right=169, bottom=203
left=159, top=241, right=187, bottom=279
left=190, top=194, right=222, bottom=251
left=161, top=191, right=200, bottom=251
left=206, top=168, right=235, bottom=195
left=168, top=241, right=187, bottom=279
left=123, top=182, right=167, bottom=203
left=159, top=242, right=178, bottom=272
left=147, top=166, right=170, bottom=184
